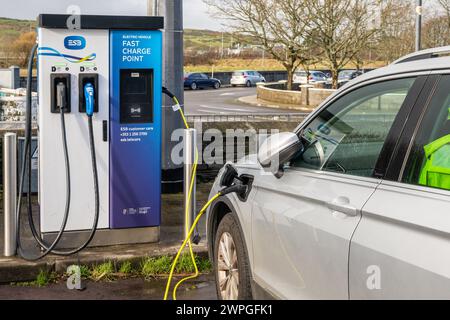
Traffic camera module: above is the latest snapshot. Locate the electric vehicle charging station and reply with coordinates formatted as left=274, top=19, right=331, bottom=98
left=35, top=14, right=164, bottom=248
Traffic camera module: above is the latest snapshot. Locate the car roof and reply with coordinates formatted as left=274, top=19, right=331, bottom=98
left=340, top=53, right=450, bottom=91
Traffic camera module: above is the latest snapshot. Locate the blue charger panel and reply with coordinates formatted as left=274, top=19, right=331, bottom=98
left=109, top=30, right=162, bottom=228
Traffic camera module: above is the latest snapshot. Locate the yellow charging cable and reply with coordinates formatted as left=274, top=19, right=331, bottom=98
left=163, top=94, right=213, bottom=300
left=163, top=193, right=221, bottom=300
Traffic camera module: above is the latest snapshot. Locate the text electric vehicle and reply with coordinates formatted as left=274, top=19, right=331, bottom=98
left=206, top=46, right=450, bottom=300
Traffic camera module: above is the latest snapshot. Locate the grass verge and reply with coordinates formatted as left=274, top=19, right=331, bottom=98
left=10, top=254, right=212, bottom=287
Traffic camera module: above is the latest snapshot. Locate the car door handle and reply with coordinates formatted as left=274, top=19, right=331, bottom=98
left=326, top=196, right=358, bottom=217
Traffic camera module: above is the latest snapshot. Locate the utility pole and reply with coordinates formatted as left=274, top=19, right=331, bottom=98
left=415, top=0, right=422, bottom=51
left=156, top=0, right=185, bottom=193
left=147, top=0, right=156, bottom=15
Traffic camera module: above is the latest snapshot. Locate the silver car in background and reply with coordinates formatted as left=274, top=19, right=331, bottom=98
left=293, top=70, right=330, bottom=84
left=230, top=70, right=266, bottom=87
left=206, top=46, right=450, bottom=300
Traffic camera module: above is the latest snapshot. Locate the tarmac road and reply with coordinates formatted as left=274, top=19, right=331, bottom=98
left=184, top=86, right=296, bottom=115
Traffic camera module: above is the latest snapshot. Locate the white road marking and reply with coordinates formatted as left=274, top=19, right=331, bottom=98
left=220, top=92, right=236, bottom=96
left=197, top=109, right=226, bottom=114
left=199, top=105, right=248, bottom=112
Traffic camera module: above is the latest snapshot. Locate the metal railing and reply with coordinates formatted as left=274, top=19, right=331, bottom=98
left=186, top=112, right=308, bottom=123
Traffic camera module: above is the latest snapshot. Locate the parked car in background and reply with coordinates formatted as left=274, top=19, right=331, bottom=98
left=230, top=70, right=266, bottom=87
left=338, top=69, right=363, bottom=84
left=207, top=46, right=450, bottom=300
left=293, top=70, right=329, bottom=84
left=184, top=73, right=221, bottom=90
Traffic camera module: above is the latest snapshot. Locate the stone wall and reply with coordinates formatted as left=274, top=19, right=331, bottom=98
left=257, top=85, right=303, bottom=105
left=0, top=88, right=38, bottom=121
left=257, top=83, right=337, bottom=108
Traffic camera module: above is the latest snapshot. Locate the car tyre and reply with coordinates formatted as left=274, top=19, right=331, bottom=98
left=190, top=82, right=198, bottom=90
left=214, top=82, right=221, bottom=89
left=214, top=213, right=252, bottom=300
left=246, top=81, right=252, bottom=87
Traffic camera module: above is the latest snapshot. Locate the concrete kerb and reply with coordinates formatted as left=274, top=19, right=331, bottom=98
left=238, top=95, right=314, bottom=112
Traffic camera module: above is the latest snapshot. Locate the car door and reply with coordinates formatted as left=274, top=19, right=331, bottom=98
left=350, top=73, right=450, bottom=299
left=251, top=76, right=424, bottom=299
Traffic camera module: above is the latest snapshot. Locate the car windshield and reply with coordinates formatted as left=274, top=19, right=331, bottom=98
left=233, top=72, right=245, bottom=76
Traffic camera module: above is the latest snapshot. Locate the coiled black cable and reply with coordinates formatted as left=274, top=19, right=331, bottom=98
left=16, top=43, right=100, bottom=260
left=16, top=43, right=71, bottom=260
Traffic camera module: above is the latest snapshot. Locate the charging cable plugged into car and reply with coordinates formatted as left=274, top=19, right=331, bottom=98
left=161, top=87, right=251, bottom=300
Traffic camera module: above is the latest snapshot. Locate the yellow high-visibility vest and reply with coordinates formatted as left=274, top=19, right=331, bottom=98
left=419, top=134, right=450, bottom=190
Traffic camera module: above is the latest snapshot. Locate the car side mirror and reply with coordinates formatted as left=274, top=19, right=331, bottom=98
left=258, top=132, right=303, bottom=178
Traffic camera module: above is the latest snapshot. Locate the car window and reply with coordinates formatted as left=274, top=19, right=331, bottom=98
left=200, top=74, right=208, bottom=79
left=290, top=77, right=416, bottom=178
left=233, top=72, right=244, bottom=77
left=315, top=72, right=326, bottom=78
left=339, top=71, right=352, bottom=79
left=190, top=73, right=200, bottom=79
left=402, top=75, right=450, bottom=191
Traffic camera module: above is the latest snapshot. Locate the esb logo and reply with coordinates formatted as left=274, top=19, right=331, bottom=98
left=64, top=36, right=86, bottom=50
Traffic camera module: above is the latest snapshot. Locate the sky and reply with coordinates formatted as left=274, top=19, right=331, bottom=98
left=0, top=0, right=221, bottom=30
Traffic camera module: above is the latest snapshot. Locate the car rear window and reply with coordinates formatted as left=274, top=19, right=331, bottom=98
left=233, top=72, right=244, bottom=76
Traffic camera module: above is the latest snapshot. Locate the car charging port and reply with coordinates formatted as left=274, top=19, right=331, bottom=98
left=219, top=164, right=253, bottom=201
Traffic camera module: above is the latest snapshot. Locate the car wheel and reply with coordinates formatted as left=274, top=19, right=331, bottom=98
left=214, top=82, right=221, bottom=89
left=190, top=82, right=197, bottom=90
left=246, top=81, right=252, bottom=87
left=214, top=214, right=252, bottom=300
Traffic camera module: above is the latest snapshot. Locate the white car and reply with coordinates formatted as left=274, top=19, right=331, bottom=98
left=293, top=70, right=329, bottom=84
left=206, top=46, right=450, bottom=300
left=230, top=70, right=266, bottom=87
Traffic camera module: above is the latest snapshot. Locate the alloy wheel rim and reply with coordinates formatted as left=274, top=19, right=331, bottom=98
left=217, top=232, right=239, bottom=300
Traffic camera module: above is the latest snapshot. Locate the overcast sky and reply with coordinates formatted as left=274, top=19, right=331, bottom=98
left=0, top=0, right=221, bottom=30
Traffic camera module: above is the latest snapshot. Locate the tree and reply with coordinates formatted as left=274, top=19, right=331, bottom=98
left=375, top=0, right=414, bottom=64
left=437, top=0, right=450, bottom=30
left=204, top=0, right=313, bottom=90
left=423, top=15, right=450, bottom=48
left=10, top=32, right=36, bottom=67
left=306, top=0, right=378, bottom=89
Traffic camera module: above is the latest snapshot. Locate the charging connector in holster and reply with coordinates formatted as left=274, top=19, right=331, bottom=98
left=51, top=74, right=70, bottom=113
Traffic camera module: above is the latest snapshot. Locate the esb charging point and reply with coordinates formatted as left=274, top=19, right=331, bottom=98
left=37, top=14, right=163, bottom=247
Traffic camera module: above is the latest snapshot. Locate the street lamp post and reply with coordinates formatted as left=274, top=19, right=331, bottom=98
left=415, top=0, right=422, bottom=51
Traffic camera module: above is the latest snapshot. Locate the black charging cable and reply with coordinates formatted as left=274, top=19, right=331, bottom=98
left=16, top=44, right=100, bottom=260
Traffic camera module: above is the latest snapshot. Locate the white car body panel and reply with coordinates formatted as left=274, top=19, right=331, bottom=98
left=350, top=181, right=450, bottom=299
left=251, top=168, right=378, bottom=299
